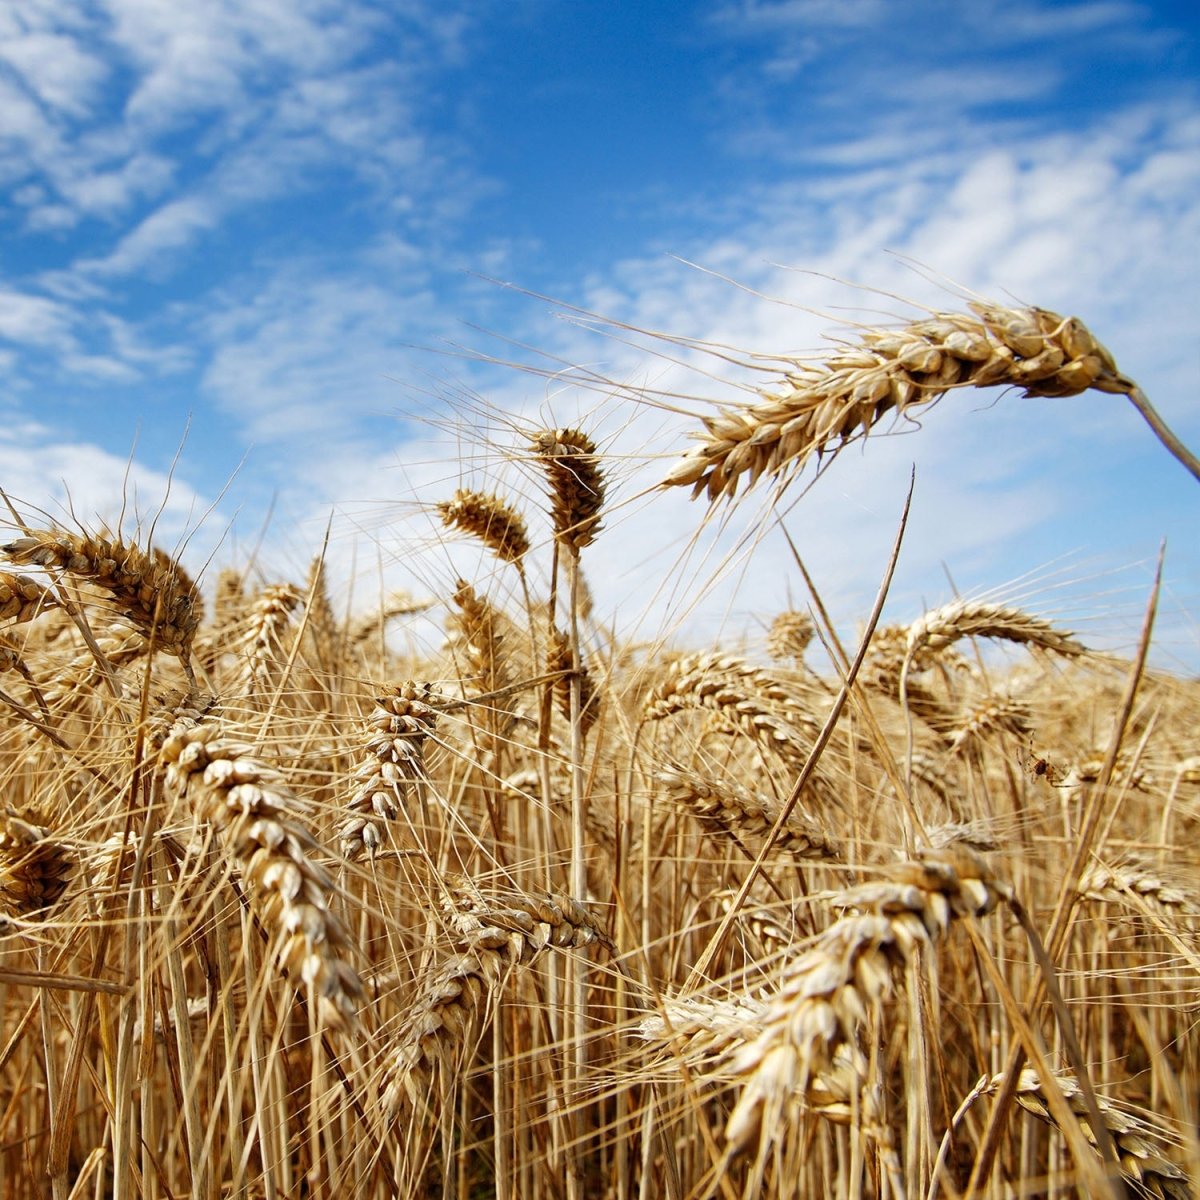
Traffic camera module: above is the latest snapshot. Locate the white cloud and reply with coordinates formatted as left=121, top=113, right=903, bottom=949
left=0, top=288, right=75, bottom=349
left=60, top=151, right=175, bottom=216
left=79, top=196, right=218, bottom=276
left=0, top=29, right=109, bottom=115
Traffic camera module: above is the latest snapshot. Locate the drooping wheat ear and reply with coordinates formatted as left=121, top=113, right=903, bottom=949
left=1063, top=752, right=1153, bottom=792
left=766, top=610, right=814, bottom=664
left=1173, top=755, right=1200, bottom=785
left=995, top=1069, right=1192, bottom=1200
left=663, top=301, right=1135, bottom=501
left=907, top=599, right=1085, bottom=659
left=656, top=765, right=842, bottom=862
left=530, top=428, right=606, bottom=551
left=547, top=625, right=599, bottom=736
left=159, top=717, right=364, bottom=1028
left=0, top=572, right=58, bottom=625
left=711, top=848, right=1005, bottom=1153
left=437, top=489, right=531, bottom=565
left=859, top=624, right=959, bottom=703
left=0, top=811, right=73, bottom=917
left=39, top=628, right=146, bottom=711
left=714, top=891, right=801, bottom=955
left=1079, top=858, right=1199, bottom=916
left=643, top=653, right=824, bottom=767
left=2, top=528, right=201, bottom=660
left=381, top=888, right=607, bottom=1113
left=237, top=582, right=302, bottom=696
left=338, top=683, right=442, bottom=860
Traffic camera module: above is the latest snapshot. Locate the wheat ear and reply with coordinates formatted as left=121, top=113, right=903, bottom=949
left=700, top=848, right=1002, bottom=1153
left=237, top=582, right=302, bottom=697
left=662, top=301, right=1154, bottom=500
left=0, top=811, right=73, bottom=917
left=997, top=1069, right=1192, bottom=1200
left=907, top=599, right=1085, bottom=658
left=656, top=765, right=841, bottom=862
left=338, top=683, right=441, bottom=859
left=2, top=528, right=201, bottom=662
left=0, top=572, right=58, bottom=625
left=643, top=652, right=824, bottom=766
left=380, top=888, right=606, bottom=1113
left=159, top=716, right=364, bottom=1027
left=765, top=610, right=814, bottom=664
left=530, top=428, right=606, bottom=550
left=437, top=489, right=531, bottom=565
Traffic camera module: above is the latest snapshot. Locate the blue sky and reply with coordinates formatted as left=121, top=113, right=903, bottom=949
left=2, top=0, right=1198, bottom=666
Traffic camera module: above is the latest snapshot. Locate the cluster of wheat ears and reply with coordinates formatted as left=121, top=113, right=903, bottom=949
left=0, top=297, right=1197, bottom=1199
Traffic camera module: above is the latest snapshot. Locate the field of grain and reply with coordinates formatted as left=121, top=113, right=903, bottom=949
left=0, top=299, right=1196, bottom=1198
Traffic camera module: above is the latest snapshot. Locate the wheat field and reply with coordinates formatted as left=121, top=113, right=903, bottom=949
left=0, top=299, right=1196, bottom=1199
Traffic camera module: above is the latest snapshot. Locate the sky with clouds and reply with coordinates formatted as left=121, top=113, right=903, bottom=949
left=1, top=0, right=1198, bottom=666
